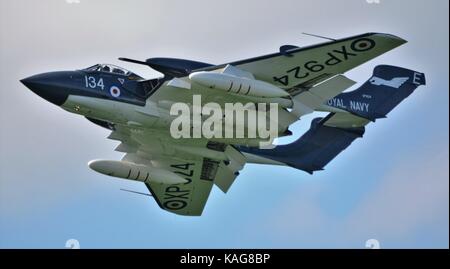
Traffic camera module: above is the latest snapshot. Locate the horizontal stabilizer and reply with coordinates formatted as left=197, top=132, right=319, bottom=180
left=291, top=75, right=356, bottom=117
left=322, top=112, right=370, bottom=129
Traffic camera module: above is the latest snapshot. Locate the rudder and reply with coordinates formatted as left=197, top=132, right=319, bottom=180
left=326, top=65, right=426, bottom=120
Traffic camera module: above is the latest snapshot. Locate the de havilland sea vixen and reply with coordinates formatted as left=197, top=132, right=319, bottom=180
left=22, top=33, right=426, bottom=216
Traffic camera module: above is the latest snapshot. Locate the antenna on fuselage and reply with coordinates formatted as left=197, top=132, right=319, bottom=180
left=302, top=32, right=337, bottom=41
left=120, top=188, right=153, bottom=197
left=118, top=57, right=149, bottom=66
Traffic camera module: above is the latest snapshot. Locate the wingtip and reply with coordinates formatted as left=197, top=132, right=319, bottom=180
left=373, top=32, right=408, bottom=44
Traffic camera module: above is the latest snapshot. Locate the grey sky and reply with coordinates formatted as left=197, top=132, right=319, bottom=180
left=0, top=0, right=448, bottom=248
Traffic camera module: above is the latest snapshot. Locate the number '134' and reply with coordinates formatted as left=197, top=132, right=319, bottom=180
left=84, top=76, right=104, bottom=90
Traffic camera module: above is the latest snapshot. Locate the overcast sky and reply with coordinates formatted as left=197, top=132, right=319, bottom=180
left=0, top=0, right=448, bottom=248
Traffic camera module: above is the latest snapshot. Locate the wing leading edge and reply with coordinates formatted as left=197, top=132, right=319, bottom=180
left=195, top=33, right=407, bottom=91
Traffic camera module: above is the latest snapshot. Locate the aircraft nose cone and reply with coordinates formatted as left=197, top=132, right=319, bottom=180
left=21, top=72, right=70, bottom=106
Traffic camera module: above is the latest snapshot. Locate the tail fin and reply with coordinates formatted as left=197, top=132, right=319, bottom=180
left=326, top=65, right=426, bottom=120
left=240, top=65, right=426, bottom=173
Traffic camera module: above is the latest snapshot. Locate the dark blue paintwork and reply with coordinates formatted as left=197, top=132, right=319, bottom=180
left=279, top=45, right=300, bottom=57
left=20, top=71, right=73, bottom=106
left=119, top=57, right=214, bottom=78
left=145, top=57, right=213, bottom=77
left=21, top=67, right=153, bottom=107
left=240, top=65, right=426, bottom=174
left=327, top=65, right=426, bottom=121
left=22, top=57, right=213, bottom=108
left=240, top=117, right=364, bottom=174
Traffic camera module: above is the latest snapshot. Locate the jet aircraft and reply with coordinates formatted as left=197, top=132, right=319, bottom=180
left=21, top=33, right=426, bottom=216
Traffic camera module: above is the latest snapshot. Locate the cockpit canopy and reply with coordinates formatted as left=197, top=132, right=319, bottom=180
left=83, top=64, right=141, bottom=78
left=82, top=64, right=162, bottom=98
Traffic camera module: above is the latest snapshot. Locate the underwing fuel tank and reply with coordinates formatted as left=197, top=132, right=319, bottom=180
left=189, top=71, right=289, bottom=98
left=88, top=160, right=187, bottom=184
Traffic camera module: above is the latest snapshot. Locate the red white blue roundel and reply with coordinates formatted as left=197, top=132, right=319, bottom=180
left=110, top=86, right=121, bottom=97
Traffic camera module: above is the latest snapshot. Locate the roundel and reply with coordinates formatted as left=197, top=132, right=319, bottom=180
left=351, top=38, right=376, bottom=52
left=163, top=200, right=187, bottom=210
left=110, top=86, right=121, bottom=97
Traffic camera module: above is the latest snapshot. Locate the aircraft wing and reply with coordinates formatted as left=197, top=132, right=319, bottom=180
left=196, top=32, right=406, bottom=92
left=108, top=124, right=246, bottom=216
left=117, top=33, right=405, bottom=134
left=143, top=32, right=405, bottom=122
left=124, top=152, right=214, bottom=216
